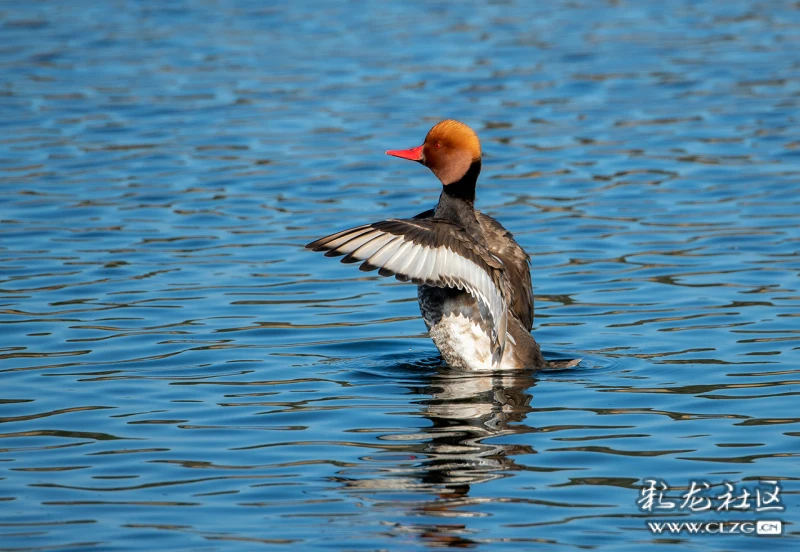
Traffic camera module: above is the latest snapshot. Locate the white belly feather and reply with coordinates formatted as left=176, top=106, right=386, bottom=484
left=420, top=290, right=522, bottom=371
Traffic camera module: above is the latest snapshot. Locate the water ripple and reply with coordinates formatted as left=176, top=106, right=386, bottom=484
left=1, top=0, right=799, bottom=550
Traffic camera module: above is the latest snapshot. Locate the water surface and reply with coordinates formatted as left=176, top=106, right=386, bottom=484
left=1, top=1, right=799, bottom=550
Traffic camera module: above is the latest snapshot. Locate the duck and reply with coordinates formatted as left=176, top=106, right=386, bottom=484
left=306, top=119, right=547, bottom=371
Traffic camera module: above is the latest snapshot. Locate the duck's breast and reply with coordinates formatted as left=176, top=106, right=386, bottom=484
left=417, top=285, right=525, bottom=371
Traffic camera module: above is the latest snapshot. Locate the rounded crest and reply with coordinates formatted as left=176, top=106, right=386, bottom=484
left=424, top=120, right=481, bottom=161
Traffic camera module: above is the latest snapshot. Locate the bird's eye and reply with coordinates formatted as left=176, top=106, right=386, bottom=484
left=435, top=142, right=441, bottom=148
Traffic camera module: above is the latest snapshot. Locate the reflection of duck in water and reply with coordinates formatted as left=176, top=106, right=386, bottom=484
left=415, top=370, right=537, bottom=488
left=331, top=367, right=546, bottom=547
left=308, top=120, right=573, bottom=371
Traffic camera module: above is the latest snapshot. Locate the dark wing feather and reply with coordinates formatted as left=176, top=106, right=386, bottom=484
left=412, top=208, right=435, bottom=220
left=475, top=211, right=534, bottom=330
left=306, top=217, right=510, bottom=360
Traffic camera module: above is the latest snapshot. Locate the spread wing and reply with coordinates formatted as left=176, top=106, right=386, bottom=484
left=306, top=217, right=510, bottom=360
left=417, top=208, right=533, bottom=330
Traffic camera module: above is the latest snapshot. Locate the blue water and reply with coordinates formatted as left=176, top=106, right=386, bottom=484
left=1, top=1, right=799, bottom=550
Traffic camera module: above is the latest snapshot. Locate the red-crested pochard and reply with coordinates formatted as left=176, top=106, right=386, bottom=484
left=307, top=120, right=548, bottom=371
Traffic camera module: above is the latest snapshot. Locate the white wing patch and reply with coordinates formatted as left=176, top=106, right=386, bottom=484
left=309, top=225, right=508, bottom=361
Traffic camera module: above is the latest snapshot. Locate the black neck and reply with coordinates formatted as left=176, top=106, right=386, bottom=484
left=434, top=160, right=481, bottom=230
left=442, top=159, right=481, bottom=203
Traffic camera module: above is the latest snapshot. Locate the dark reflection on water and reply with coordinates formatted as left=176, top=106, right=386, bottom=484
left=337, top=368, right=546, bottom=548
left=2, top=0, right=800, bottom=549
